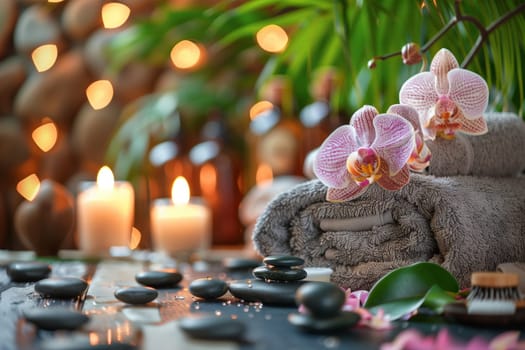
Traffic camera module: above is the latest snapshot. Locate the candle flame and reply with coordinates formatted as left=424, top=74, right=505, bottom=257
left=256, top=24, right=288, bottom=53
left=171, top=176, right=190, bottom=205
left=86, top=80, right=114, bottom=110
left=170, top=40, right=202, bottom=69
left=32, top=119, right=58, bottom=152
left=102, top=2, right=131, bottom=29
left=97, top=166, right=114, bottom=191
left=17, top=174, right=41, bottom=201
left=256, top=163, right=273, bottom=185
left=129, top=227, right=141, bottom=250
left=31, top=44, right=58, bottom=72
left=249, top=100, right=274, bottom=120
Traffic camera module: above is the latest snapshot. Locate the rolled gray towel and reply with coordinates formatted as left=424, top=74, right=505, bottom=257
left=426, top=112, right=525, bottom=177
left=252, top=175, right=525, bottom=290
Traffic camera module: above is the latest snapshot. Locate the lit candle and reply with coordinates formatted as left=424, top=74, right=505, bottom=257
left=150, top=176, right=211, bottom=259
left=77, top=166, right=134, bottom=255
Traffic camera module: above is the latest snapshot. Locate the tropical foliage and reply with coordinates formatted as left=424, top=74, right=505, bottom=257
left=106, top=0, right=525, bottom=179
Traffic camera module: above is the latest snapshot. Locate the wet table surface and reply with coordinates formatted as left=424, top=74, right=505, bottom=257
left=0, top=257, right=523, bottom=350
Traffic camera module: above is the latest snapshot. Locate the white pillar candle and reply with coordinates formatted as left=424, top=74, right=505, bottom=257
left=150, top=176, right=211, bottom=258
left=77, top=166, right=134, bottom=256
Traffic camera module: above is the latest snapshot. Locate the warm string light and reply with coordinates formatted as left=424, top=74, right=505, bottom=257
left=256, top=24, right=288, bottom=53
left=32, top=119, right=58, bottom=152
left=101, top=2, right=131, bottom=29
left=249, top=100, right=274, bottom=120
left=16, top=174, right=41, bottom=202
left=170, top=40, right=202, bottom=69
left=86, top=80, right=114, bottom=110
left=31, top=44, right=58, bottom=72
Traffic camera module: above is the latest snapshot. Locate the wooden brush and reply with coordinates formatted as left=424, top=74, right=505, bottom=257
left=467, top=272, right=522, bottom=315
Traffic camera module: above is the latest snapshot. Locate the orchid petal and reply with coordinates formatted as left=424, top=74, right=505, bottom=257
left=447, top=68, right=488, bottom=119
left=350, top=105, right=379, bottom=147
left=326, top=183, right=368, bottom=202
left=458, top=113, right=488, bottom=135
left=399, top=72, right=438, bottom=123
left=430, top=48, right=459, bottom=95
left=387, top=104, right=422, bottom=133
left=313, top=125, right=357, bottom=188
left=372, top=114, right=415, bottom=175
left=376, top=164, right=410, bottom=191
left=489, top=331, right=520, bottom=350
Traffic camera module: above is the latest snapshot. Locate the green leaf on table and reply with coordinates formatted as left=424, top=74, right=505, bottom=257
left=364, top=262, right=459, bottom=320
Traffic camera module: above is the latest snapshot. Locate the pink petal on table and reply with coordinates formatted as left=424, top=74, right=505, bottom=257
left=377, top=164, right=410, bottom=191
left=430, top=48, right=459, bottom=95
left=458, top=113, right=488, bottom=135
left=326, top=183, right=368, bottom=202
left=488, top=331, right=520, bottom=350
left=447, top=68, right=488, bottom=119
left=314, top=125, right=357, bottom=188
left=399, top=72, right=438, bottom=125
left=350, top=105, right=379, bottom=147
left=372, top=114, right=415, bottom=175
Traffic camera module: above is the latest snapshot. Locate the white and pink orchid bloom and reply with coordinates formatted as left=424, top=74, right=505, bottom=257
left=387, top=104, right=431, bottom=172
left=313, top=105, right=415, bottom=202
left=399, top=48, right=489, bottom=140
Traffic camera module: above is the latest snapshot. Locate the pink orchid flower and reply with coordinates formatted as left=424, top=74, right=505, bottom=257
left=313, top=105, right=415, bottom=202
left=399, top=48, right=489, bottom=140
left=387, top=104, right=431, bottom=172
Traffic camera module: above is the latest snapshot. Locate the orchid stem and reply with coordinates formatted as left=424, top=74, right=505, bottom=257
left=372, top=1, right=525, bottom=68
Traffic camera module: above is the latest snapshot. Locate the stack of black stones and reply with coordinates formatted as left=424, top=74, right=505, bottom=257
left=228, top=255, right=308, bottom=305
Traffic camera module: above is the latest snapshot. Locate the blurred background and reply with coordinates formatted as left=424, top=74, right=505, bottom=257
left=0, top=0, right=524, bottom=254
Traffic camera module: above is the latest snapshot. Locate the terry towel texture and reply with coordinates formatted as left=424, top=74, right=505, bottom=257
left=252, top=175, right=525, bottom=290
left=426, top=113, right=525, bottom=177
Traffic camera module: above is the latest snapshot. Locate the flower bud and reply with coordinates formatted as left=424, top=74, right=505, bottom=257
left=401, top=43, right=422, bottom=65
left=367, top=58, right=377, bottom=69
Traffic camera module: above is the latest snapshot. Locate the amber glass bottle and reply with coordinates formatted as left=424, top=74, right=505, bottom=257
left=189, top=115, right=244, bottom=245
left=300, top=67, right=345, bottom=154
left=248, top=76, right=304, bottom=187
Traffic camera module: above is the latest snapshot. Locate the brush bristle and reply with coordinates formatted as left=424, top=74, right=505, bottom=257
left=466, top=272, right=521, bottom=315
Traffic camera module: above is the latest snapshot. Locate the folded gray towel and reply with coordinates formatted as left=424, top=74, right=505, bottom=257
left=252, top=175, right=525, bottom=290
left=426, top=112, right=525, bottom=177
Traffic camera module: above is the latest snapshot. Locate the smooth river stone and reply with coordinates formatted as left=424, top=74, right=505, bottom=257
left=35, top=277, right=88, bottom=298
left=135, top=269, right=183, bottom=288
left=252, top=266, right=307, bottom=281
left=179, top=315, right=246, bottom=340
left=23, top=307, right=90, bottom=331
left=7, top=261, right=51, bottom=282
left=189, top=278, right=229, bottom=300
left=296, top=282, right=346, bottom=318
left=263, top=255, right=304, bottom=268
left=223, top=257, right=262, bottom=271
left=114, top=286, right=158, bottom=305
left=288, top=311, right=361, bottom=334
left=228, top=279, right=306, bottom=306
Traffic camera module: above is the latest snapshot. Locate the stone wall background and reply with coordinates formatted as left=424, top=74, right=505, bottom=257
left=0, top=0, right=172, bottom=250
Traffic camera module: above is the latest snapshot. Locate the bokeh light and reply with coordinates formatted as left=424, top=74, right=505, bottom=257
left=256, top=24, right=288, bottom=53
left=102, top=2, right=131, bottom=29
left=170, top=40, right=202, bottom=69
left=31, top=44, right=58, bottom=72
left=86, top=80, right=114, bottom=110
left=32, top=119, right=58, bottom=152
